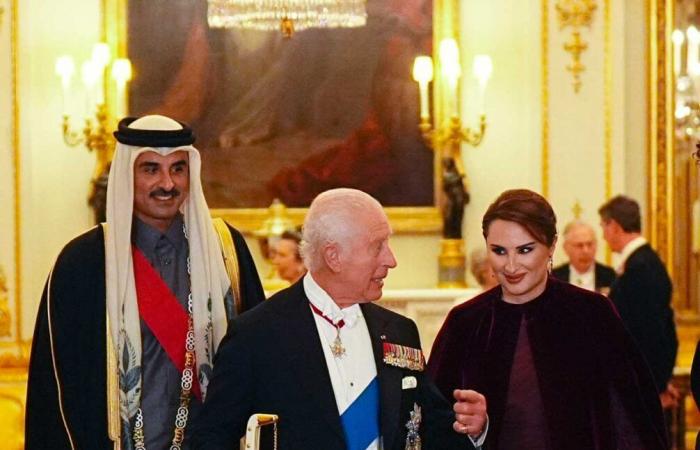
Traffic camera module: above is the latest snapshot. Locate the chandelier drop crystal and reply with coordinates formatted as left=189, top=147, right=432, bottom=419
left=208, top=0, right=367, bottom=35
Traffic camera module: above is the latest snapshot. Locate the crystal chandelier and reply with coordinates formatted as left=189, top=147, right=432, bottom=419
left=208, top=0, right=367, bottom=37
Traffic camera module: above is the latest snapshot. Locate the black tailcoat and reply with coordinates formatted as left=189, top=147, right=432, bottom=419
left=609, top=244, right=677, bottom=392
left=191, top=280, right=471, bottom=450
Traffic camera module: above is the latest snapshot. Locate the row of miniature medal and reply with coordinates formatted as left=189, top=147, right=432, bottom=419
left=133, top=224, right=196, bottom=450
left=313, top=305, right=427, bottom=371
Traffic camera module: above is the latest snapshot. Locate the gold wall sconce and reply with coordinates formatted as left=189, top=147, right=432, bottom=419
left=55, top=43, right=132, bottom=222
left=412, top=39, right=492, bottom=152
left=412, top=38, right=492, bottom=288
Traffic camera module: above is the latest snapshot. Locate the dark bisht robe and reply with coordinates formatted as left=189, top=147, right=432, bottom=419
left=25, top=224, right=265, bottom=450
left=428, top=277, right=668, bottom=450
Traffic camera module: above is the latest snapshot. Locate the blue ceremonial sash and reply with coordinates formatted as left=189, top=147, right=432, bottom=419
left=340, top=377, right=380, bottom=450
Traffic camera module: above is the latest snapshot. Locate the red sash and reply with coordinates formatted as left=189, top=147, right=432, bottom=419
left=132, top=247, right=201, bottom=399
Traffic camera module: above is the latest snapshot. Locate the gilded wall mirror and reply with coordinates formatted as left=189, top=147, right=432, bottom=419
left=104, top=0, right=465, bottom=233
left=667, top=0, right=700, bottom=318
left=650, top=0, right=700, bottom=318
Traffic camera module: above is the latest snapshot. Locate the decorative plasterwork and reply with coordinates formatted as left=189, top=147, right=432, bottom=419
left=648, top=0, right=674, bottom=282
left=572, top=200, right=583, bottom=219
left=555, top=0, right=597, bottom=92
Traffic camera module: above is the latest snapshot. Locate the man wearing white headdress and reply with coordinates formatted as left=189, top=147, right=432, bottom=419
left=26, top=115, right=265, bottom=450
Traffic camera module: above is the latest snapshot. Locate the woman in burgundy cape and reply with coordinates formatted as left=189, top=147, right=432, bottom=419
left=428, top=189, right=668, bottom=450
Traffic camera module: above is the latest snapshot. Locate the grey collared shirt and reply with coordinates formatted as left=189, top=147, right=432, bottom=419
left=133, top=214, right=202, bottom=450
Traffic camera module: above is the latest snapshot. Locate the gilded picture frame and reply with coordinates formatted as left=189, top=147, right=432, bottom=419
left=103, top=0, right=462, bottom=233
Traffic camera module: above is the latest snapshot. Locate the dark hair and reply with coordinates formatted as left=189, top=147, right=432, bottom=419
left=598, top=195, right=641, bottom=233
left=281, top=229, right=302, bottom=244
left=482, top=189, right=557, bottom=246
left=281, top=229, right=302, bottom=260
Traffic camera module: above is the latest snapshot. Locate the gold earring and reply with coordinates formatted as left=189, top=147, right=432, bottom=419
left=547, top=257, right=553, bottom=274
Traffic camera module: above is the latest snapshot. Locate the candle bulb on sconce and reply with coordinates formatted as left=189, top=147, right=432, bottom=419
left=472, top=54, right=493, bottom=115
left=412, top=55, right=433, bottom=121
left=673, top=30, right=685, bottom=77
left=91, top=43, right=111, bottom=106
left=55, top=56, right=75, bottom=115
left=439, top=38, right=461, bottom=119
left=81, top=60, right=100, bottom=112
left=111, top=59, right=132, bottom=119
left=686, top=26, right=700, bottom=76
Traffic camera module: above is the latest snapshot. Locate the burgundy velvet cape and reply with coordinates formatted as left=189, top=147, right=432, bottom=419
left=428, top=277, right=667, bottom=450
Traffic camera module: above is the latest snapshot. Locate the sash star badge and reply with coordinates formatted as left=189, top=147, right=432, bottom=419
left=405, top=403, right=422, bottom=450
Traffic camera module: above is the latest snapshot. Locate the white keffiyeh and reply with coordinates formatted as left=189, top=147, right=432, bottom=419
left=104, top=115, right=231, bottom=426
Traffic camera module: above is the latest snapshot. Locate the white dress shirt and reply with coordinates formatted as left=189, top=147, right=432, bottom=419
left=303, top=273, right=381, bottom=449
left=615, top=236, right=647, bottom=274
left=568, top=265, right=595, bottom=291
left=303, top=273, right=485, bottom=449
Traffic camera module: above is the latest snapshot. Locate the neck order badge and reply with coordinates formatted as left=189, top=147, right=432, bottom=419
left=309, top=302, right=346, bottom=358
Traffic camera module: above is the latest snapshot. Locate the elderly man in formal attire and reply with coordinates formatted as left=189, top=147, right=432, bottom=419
left=552, top=220, right=616, bottom=294
left=469, top=248, right=498, bottom=291
left=599, top=195, right=679, bottom=411
left=192, top=188, right=488, bottom=450
left=25, top=115, right=265, bottom=449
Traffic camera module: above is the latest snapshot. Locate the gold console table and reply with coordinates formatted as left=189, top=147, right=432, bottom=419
left=0, top=366, right=27, bottom=450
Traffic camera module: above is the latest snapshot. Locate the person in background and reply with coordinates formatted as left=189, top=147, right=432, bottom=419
left=691, top=341, right=700, bottom=450
left=191, top=188, right=488, bottom=450
left=25, top=115, right=264, bottom=449
left=429, top=188, right=668, bottom=449
left=469, top=248, right=499, bottom=291
left=551, top=220, right=616, bottom=294
left=599, top=195, right=679, bottom=412
left=271, top=229, right=306, bottom=284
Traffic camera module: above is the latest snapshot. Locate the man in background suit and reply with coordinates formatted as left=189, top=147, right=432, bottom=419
left=599, top=195, right=678, bottom=410
left=192, top=188, right=488, bottom=449
left=552, top=220, right=616, bottom=294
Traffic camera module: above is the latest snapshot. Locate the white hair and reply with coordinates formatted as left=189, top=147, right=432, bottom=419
left=300, top=188, right=384, bottom=272
left=562, top=220, right=595, bottom=241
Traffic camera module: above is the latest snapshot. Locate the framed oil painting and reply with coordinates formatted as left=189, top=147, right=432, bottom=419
left=106, top=0, right=456, bottom=232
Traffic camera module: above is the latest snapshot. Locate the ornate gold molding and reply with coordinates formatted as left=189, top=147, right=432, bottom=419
left=572, top=200, right=583, bottom=218
left=214, top=207, right=442, bottom=235
left=542, top=0, right=550, bottom=197
left=602, top=0, right=612, bottom=266
left=0, top=341, right=30, bottom=368
left=648, top=0, right=674, bottom=277
left=603, top=0, right=611, bottom=201
left=555, top=0, right=597, bottom=92
left=11, top=0, right=21, bottom=344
